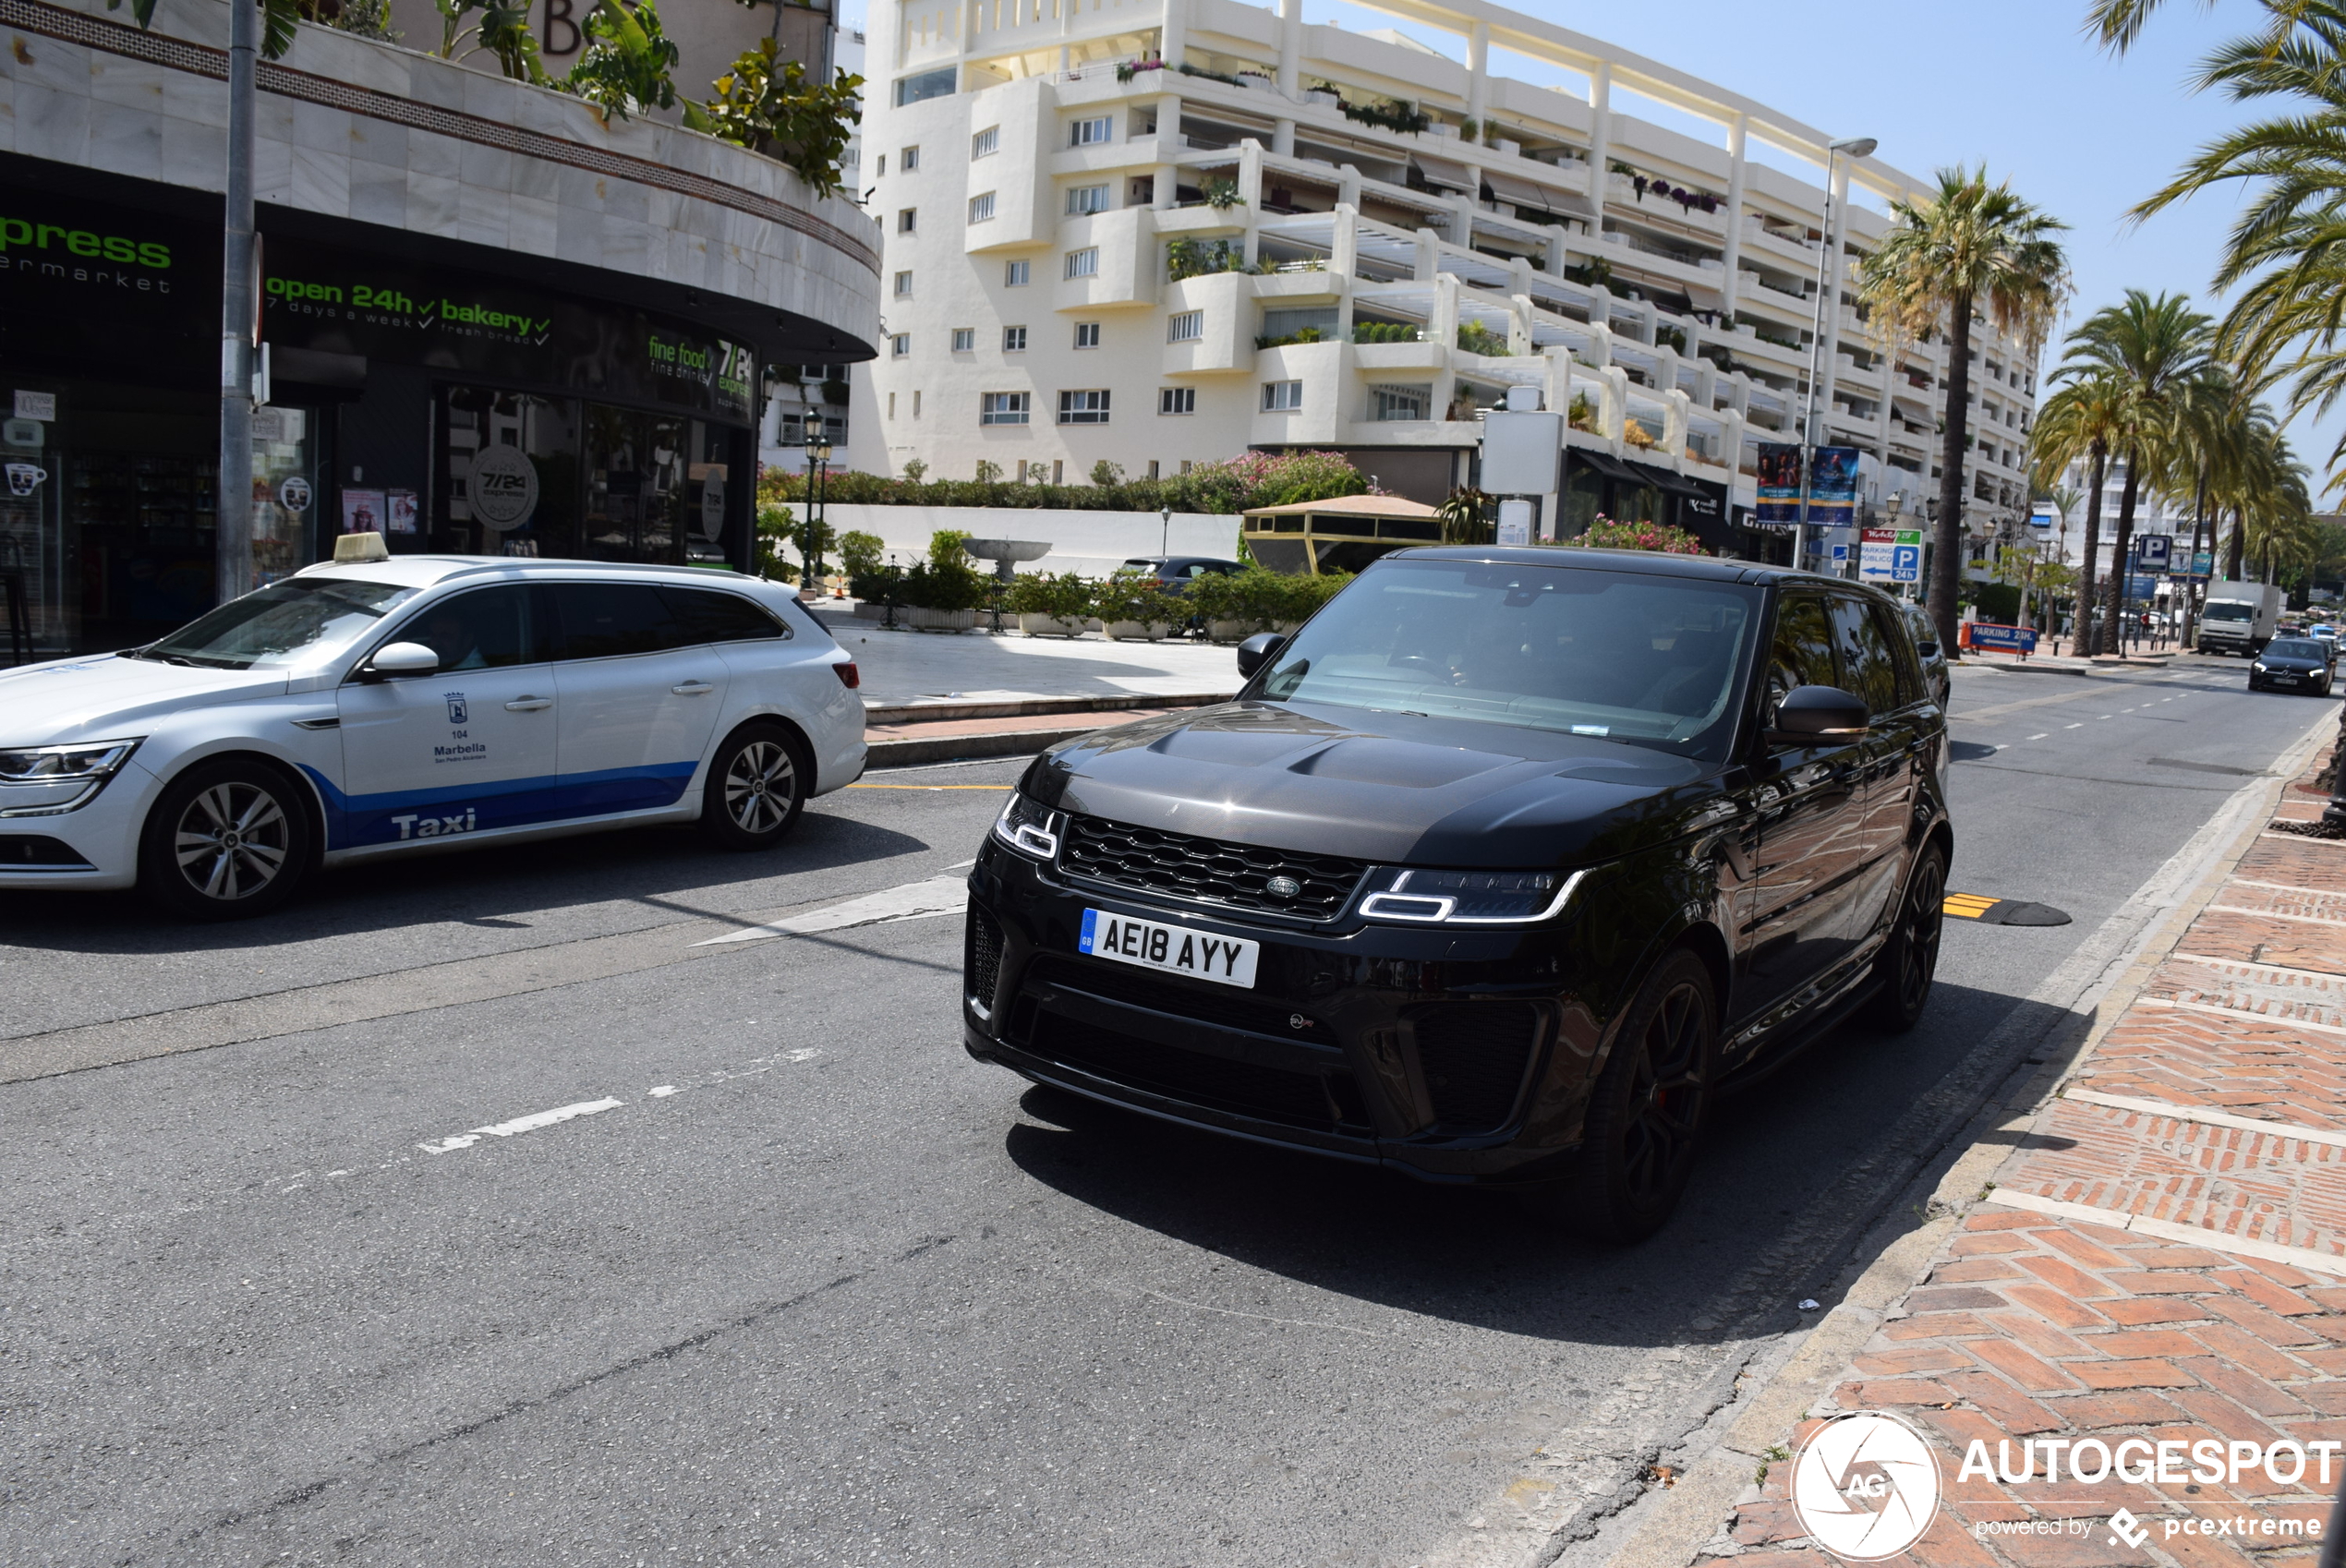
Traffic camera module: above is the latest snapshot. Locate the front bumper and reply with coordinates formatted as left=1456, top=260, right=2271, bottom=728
left=961, top=841, right=1606, bottom=1186
left=0, top=759, right=153, bottom=890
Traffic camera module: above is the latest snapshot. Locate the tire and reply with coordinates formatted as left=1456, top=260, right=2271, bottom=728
left=1863, top=841, right=1947, bottom=1033
left=698, top=722, right=808, bottom=850
left=1546, top=948, right=1718, bottom=1244
left=139, top=758, right=313, bottom=921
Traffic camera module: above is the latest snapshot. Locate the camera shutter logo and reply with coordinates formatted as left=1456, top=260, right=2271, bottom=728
left=1790, top=1411, right=1941, bottom=1560
left=467, top=444, right=539, bottom=532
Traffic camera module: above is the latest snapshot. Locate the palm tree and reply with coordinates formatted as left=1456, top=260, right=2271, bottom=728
left=2040, top=293, right=2220, bottom=652
left=2030, top=377, right=2127, bottom=649
left=1857, top=168, right=2070, bottom=655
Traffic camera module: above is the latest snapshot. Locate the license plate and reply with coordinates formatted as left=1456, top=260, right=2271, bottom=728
left=1079, top=909, right=1258, bottom=987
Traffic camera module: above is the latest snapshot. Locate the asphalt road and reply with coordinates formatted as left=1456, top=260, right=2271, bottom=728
left=0, top=653, right=2333, bottom=1568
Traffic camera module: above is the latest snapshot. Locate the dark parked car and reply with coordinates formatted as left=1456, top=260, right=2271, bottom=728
left=2250, top=638, right=2336, bottom=695
left=962, top=549, right=1952, bottom=1241
left=1120, top=556, right=1245, bottom=590
left=1899, top=601, right=1952, bottom=707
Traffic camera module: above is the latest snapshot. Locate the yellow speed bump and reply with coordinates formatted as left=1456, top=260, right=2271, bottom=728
left=1943, top=892, right=2071, bottom=926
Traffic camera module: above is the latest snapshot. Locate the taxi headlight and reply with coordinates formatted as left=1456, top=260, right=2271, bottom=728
left=1357, top=866, right=1587, bottom=925
left=0, top=738, right=142, bottom=783
left=991, top=791, right=1061, bottom=860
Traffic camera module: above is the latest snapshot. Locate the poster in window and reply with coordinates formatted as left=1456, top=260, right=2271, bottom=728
left=386, top=488, right=419, bottom=534
left=341, top=488, right=386, bottom=535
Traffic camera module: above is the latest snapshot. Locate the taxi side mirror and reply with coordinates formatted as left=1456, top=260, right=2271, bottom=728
left=360, top=641, right=440, bottom=681
left=1236, top=633, right=1287, bottom=680
left=1768, top=684, right=1869, bottom=747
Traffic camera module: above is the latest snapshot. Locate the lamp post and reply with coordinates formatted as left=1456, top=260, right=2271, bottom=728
left=801, top=412, right=832, bottom=598
left=1160, top=505, right=1171, bottom=558
left=1796, top=135, right=1877, bottom=574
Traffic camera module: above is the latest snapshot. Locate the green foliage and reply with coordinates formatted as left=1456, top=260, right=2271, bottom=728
left=838, top=529, right=885, bottom=580
left=1439, top=487, right=1493, bottom=545
left=431, top=0, right=545, bottom=78
left=1256, top=327, right=1325, bottom=349
left=901, top=458, right=927, bottom=483
left=1167, top=238, right=1249, bottom=281
left=1203, top=175, right=1243, bottom=210
left=762, top=450, right=1371, bottom=515
left=1456, top=320, right=1513, bottom=356
left=973, top=459, right=1003, bottom=483
left=688, top=38, right=864, bottom=198
left=561, top=0, right=676, bottom=117
left=1337, top=96, right=1430, bottom=136
left=1567, top=391, right=1598, bottom=432
left=1188, top=565, right=1353, bottom=628
left=1003, top=573, right=1094, bottom=617
left=1089, top=459, right=1124, bottom=488
left=1177, top=62, right=1244, bottom=87
left=1353, top=321, right=1420, bottom=344
left=1091, top=575, right=1184, bottom=626
left=1566, top=515, right=1707, bottom=554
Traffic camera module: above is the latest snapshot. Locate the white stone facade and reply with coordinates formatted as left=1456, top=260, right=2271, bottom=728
left=848, top=0, right=2038, bottom=522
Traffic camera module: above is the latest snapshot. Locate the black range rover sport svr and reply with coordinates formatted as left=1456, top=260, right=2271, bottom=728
left=961, top=548, right=1953, bottom=1240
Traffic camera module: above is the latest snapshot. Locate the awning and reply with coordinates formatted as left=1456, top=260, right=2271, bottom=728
left=1572, top=451, right=1649, bottom=485
left=1483, top=170, right=1587, bottom=221
left=1682, top=279, right=1726, bottom=313
left=1412, top=153, right=1477, bottom=193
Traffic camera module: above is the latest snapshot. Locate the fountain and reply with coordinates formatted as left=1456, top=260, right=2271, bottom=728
left=962, top=538, right=1053, bottom=582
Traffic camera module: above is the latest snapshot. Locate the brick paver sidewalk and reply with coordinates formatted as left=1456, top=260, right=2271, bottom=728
left=1687, top=756, right=2346, bottom=1568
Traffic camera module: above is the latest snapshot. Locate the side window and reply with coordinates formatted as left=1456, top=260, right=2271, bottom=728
left=1873, top=604, right=1924, bottom=706
left=550, top=583, right=687, bottom=660
left=660, top=586, right=788, bottom=645
left=1763, top=592, right=1838, bottom=715
left=1828, top=597, right=1901, bottom=715
left=397, top=585, right=542, bottom=670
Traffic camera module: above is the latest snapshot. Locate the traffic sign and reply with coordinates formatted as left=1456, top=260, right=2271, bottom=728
left=1861, top=527, right=1923, bottom=584
left=2135, top=534, right=2173, bottom=569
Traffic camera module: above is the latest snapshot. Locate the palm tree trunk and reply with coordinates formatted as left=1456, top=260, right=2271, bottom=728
left=2225, top=505, right=2244, bottom=580
left=1929, top=299, right=1974, bottom=655
left=2183, top=466, right=2208, bottom=645
left=2076, top=444, right=2106, bottom=655
left=2103, top=449, right=2143, bottom=656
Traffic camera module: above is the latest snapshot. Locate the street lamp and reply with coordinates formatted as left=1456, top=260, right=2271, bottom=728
left=801, top=412, right=833, bottom=598
left=1159, top=505, right=1171, bottom=559
left=1796, top=135, right=1877, bottom=574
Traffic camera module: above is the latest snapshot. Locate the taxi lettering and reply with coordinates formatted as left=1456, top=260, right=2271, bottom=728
left=391, top=809, right=478, bottom=840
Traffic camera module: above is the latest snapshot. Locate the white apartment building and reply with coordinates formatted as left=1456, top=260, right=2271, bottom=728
left=848, top=0, right=2039, bottom=544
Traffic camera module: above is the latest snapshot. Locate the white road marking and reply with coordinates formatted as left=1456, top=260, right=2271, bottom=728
left=419, top=1097, right=625, bottom=1153
left=2065, top=722, right=2085, bottom=729
left=2026, top=733, right=2049, bottom=741
left=648, top=1085, right=679, bottom=1097
left=698, top=874, right=969, bottom=947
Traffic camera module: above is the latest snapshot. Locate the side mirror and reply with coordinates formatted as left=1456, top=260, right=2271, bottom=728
left=1768, top=684, right=1869, bottom=746
left=360, top=641, right=440, bottom=681
left=1914, top=639, right=1939, bottom=658
left=1236, top=633, right=1287, bottom=680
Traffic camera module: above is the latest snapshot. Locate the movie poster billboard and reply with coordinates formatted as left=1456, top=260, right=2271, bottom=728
left=1755, top=443, right=1803, bottom=526
left=1808, top=446, right=1860, bottom=529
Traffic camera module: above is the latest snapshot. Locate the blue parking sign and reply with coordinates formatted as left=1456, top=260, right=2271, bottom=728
left=2135, top=534, right=2172, bottom=569
left=1891, top=544, right=1920, bottom=583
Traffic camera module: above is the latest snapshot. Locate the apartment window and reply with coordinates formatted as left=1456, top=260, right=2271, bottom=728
left=1167, top=310, right=1203, bottom=344
left=980, top=392, right=1031, bottom=426
left=1073, top=322, right=1100, bottom=348
left=951, top=328, right=975, bottom=352
left=901, top=145, right=921, bottom=172
left=888, top=392, right=897, bottom=418
left=1005, top=259, right=1030, bottom=286
left=1263, top=380, right=1303, bottom=411
left=1180, top=460, right=1193, bottom=475
left=890, top=333, right=910, bottom=357
left=913, top=391, right=923, bottom=416
left=968, top=192, right=996, bottom=223
left=1003, top=325, right=1028, bottom=351
left=1065, top=247, right=1099, bottom=279
left=973, top=126, right=1000, bottom=159
left=1159, top=387, right=1195, bottom=415
left=1370, top=383, right=1429, bottom=422
left=893, top=271, right=913, bottom=297
left=898, top=209, right=917, bottom=234
left=1146, top=460, right=1160, bottom=479
left=1054, top=460, right=1065, bottom=484
left=1067, top=185, right=1112, bottom=216
left=1070, top=115, right=1113, bottom=147
left=894, top=67, right=955, bottom=105
left=876, top=154, right=886, bottom=177
left=1058, top=390, right=1111, bottom=425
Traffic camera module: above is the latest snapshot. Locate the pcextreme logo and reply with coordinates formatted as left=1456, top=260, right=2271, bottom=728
left=1791, top=1411, right=1942, bottom=1560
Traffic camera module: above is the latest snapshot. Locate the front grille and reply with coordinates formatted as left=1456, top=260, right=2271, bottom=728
left=965, top=907, right=1005, bottom=1013
left=1026, top=1010, right=1342, bottom=1129
left=1412, top=1003, right=1541, bottom=1131
left=1025, top=954, right=1316, bottom=1040
left=1058, top=814, right=1367, bottom=921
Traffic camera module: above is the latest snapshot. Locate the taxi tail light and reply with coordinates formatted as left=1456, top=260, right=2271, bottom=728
left=834, top=661, right=860, bottom=688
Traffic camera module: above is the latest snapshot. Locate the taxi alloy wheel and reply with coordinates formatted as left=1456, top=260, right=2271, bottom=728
left=701, top=724, right=806, bottom=850
left=139, top=760, right=312, bottom=920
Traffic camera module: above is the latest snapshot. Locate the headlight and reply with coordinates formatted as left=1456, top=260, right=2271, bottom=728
left=0, top=738, right=141, bottom=782
left=991, top=791, right=1062, bottom=860
left=2253, top=662, right=2267, bottom=672
left=1357, top=866, right=1587, bottom=924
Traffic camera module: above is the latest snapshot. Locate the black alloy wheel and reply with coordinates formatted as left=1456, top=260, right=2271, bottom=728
left=1864, top=843, right=1947, bottom=1033
left=699, top=722, right=808, bottom=850
left=1547, top=948, right=1717, bottom=1243
left=139, top=759, right=313, bottom=921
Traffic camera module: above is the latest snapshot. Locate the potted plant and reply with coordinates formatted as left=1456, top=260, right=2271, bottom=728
left=1004, top=572, right=1094, bottom=636
left=1092, top=575, right=1182, bottom=640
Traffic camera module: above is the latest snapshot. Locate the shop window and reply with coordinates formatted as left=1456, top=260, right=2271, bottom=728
left=444, top=388, right=580, bottom=561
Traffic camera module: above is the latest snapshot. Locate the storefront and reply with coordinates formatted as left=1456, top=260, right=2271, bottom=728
left=2, top=152, right=833, bottom=657
left=1560, top=451, right=1734, bottom=552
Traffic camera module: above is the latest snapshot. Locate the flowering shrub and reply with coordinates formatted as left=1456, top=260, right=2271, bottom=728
left=1566, top=515, right=1707, bottom=555
left=761, top=451, right=1374, bottom=515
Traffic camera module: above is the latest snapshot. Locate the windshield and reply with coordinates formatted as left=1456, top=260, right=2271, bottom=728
left=2204, top=601, right=2253, bottom=621
left=1254, top=559, right=1760, bottom=758
left=135, top=578, right=419, bottom=670
left=2269, top=640, right=2325, bottom=659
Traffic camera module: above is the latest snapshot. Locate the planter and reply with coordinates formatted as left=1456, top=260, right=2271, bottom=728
left=1207, top=619, right=1259, bottom=644
left=1018, top=613, right=1087, bottom=638
left=905, top=607, right=978, bottom=631
left=1272, top=621, right=1303, bottom=636
left=1102, top=620, right=1169, bottom=641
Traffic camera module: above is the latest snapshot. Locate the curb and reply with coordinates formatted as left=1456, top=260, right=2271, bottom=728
left=1591, top=703, right=2340, bottom=1568
left=865, top=723, right=1130, bottom=767
left=864, top=692, right=1233, bottom=726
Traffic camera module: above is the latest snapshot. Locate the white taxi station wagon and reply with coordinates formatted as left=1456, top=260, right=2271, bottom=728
left=0, top=540, right=867, bottom=918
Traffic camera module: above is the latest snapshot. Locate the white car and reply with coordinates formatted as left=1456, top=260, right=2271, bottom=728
left=0, top=554, right=866, bottom=919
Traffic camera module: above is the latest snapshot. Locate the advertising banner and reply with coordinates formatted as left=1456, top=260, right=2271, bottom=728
left=1755, top=443, right=1803, bottom=526
left=260, top=238, right=756, bottom=425
left=1808, top=446, right=1859, bottom=529
left=0, top=179, right=221, bottom=385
